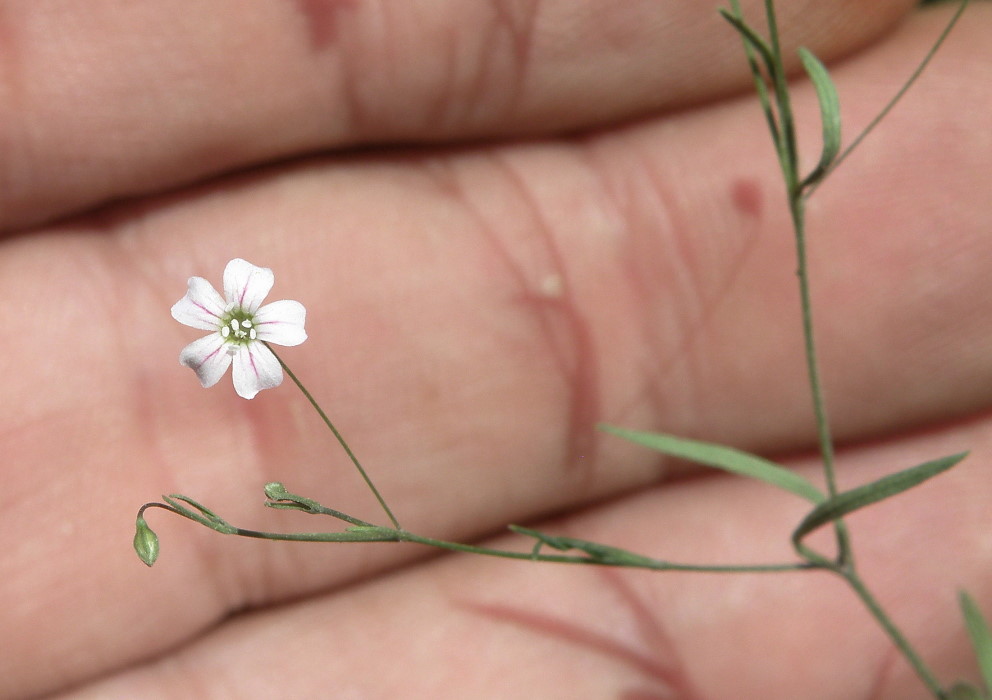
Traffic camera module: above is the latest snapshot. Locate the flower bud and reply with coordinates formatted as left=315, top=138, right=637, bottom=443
left=133, top=515, right=160, bottom=567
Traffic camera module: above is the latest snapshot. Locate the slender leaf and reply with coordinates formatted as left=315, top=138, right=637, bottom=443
left=961, top=591, right=992, bottom=695
left=718, top=8, right=776, bottom=75
left=792, top=452, right=968, bottom=545
left=719, top=4, right=786, bottom=167
left=798, top=47, right=841, bottom=189
left=599, top=424, right=825, bottom=503
left=162, top=494, right=237, bottom=534
left=509, top=525, right=657, bottom=566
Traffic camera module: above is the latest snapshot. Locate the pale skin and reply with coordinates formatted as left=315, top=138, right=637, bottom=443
left=1, top=1, right=991, bottom=698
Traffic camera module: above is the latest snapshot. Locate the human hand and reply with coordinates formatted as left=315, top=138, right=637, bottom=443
left=2, top=2, right=991, bottom=698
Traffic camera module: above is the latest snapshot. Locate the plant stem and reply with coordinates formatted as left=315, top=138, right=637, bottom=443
left=785, top=198, right=853, bottom=567
left=789, top=197, right=838, bottom=498
left=225, top=522, right=811, bottom=573
left=842, top=567, right=947, bottom=698
left=755, top=0, right=851, bottom=562
left=266, top=345, right=402, bottom=530
left=746, top=1, right=837, bottom=497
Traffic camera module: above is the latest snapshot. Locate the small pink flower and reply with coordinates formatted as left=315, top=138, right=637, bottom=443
left=171, top=258, right=307, bottom=399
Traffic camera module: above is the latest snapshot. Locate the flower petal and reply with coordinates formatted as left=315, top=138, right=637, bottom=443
left=253, top=300, right=307, bottom=346
left=231, top=341, right=282, bottom=399
left=179, top=333, right=233, bottom=388
left=223, top=258, right=274, bottom=313
left=171, top=277, right=226, bottom=331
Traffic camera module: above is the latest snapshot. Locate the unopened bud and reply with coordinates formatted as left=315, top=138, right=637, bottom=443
left=133, top=515, right=160, bottom=567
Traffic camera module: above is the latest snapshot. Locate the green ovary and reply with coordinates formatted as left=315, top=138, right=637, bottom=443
left=220, top=309, right=257, bottom=347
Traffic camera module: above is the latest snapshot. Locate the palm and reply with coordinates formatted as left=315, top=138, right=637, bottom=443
left=2, top=2, right=990, bottom=698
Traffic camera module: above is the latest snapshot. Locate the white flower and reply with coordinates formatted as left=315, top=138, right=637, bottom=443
left=171, top=258, right=307, bottom=399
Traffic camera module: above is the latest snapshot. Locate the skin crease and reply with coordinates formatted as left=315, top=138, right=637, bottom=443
left=0, top=0, right=991, bottom=698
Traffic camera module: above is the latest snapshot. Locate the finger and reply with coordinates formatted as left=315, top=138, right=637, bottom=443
left=1, top=4, right=989, bottom=697
left=0, top=0, right=915, bottom=230
left=55, top=415, right=992, bottom=700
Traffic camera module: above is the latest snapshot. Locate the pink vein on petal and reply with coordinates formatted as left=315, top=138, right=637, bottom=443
left=193, top=343, right=223, bottom=370
left=193, top=301, right=220, bottom=319
left=249, top=350, right=259, bottom=379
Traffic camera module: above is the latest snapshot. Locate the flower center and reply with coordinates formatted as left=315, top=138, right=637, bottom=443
left=220, top=307, right=257, bottom=350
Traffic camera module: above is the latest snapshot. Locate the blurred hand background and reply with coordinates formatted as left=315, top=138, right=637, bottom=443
left=1, top=2, right=991, bottom=698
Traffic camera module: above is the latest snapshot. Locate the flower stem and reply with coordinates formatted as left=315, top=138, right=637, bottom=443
left=266, top=345, right=402, bottom=530
left=224, top=522, right=812, bottom=573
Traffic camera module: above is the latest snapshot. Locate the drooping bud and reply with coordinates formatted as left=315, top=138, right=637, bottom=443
left=133, top=515, right=160, bottom=567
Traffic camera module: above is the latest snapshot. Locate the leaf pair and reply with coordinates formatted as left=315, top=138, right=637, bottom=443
left=600, top=423, right=985, bottom=697
left=600, top=425, right=967, bottom=561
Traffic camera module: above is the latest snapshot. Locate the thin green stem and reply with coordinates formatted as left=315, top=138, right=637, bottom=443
left=842, top=567, right=947, bottom=698
left=757, top=0, right=848, bottom=560
left=227, top=523, right=811, bottom=573
left=790, top=130, right=855, bottom=566
left=789, top=198, right=837, bottom=498
left=762, top=0, right=961, bottom=693
left=728, top=3, right=837, bottom=501
left=144, top=492, right=815, bottom=573
left=266, top=345, right=401, bottom=530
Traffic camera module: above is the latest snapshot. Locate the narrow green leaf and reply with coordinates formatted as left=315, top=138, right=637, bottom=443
left=792, top=452, right=968, bottom=546
left=719, top=6, right=784, bottom=152
left=509, top=525, right=659, bottom=566
left=960, top=591, right=992, bottom=695
left=165, top=494, right=221, bottom=521
left=798, top=47, right=841, bottom=189
left=599, top=424, right=825, bottom=503
left=162, top=494, right=237, bottom=534
left=718, top=8, right=775, bottom=73
left=509, top=524, right=571, bottom=552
